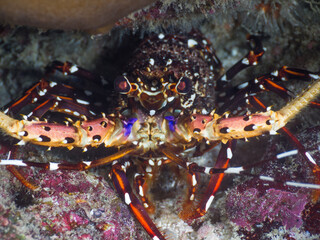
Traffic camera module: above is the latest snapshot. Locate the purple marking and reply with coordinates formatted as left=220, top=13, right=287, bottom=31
left=165, top=116, right=176, bottom=132
left=123, top=118, right=137, bottom=137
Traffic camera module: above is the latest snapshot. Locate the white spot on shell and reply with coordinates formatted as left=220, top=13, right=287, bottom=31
left=18, top=131, right=27, bottom=136
left=168, top=96, right=175, bottom=102
left=139, top=186, right=144, bottom=197
left=149, top=110, right=156, bottom=116
left=49, top=162, right=60, bottom=170
left=188, top=39, right=198, bottom=48
left=17, top=140, right=26, bottom=145
left=238, top=82, right=249, bottom=89
left=309, top=73, right=320, bottom=79
left=69, top=65, right=78, bottom=73
left=190, top=194, right=195, bottom=201
left=76, top=99, right=90, bottom=105
left=149, top=58, right=155, bottom=66
left=158, top=33, right=165, bottom=39
left=38, top=89, right=47, bottom=96
left=227, top=147, right=233, bottom=159
left=192, top=174, right=197, bottom=186
left=166, top=59, right=172, bottom=65
left=241, top=58, right=250, bottom=65
left=49, top=81, right=57, bottom=87
left=205, top=195, right=215, bottom=212
left=124, top=193, right=131, bottom=205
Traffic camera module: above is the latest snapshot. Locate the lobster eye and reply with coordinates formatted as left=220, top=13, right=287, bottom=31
left=176, top=77, right=192, bottom=94
left=114, top=76, right=132, bottom=94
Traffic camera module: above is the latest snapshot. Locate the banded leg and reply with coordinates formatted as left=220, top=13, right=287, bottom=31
left=134, top=168, right=156, bottom=214
left=160, top=145, right=202, bottom=210
left=0, top=146, right=134, bottom=192
left=4, top=78, right=97, bottom=119
left=2, top=148, right=319, bottom=190
left=3, top=150, right=39, bottom=190
left=219, top=68, right=320, bottom=114
left=234, top=83, right=320, bottom=175
left=219, top=80, right=320, bottom=184
left=110, top=162, right=166, bottom=240
left=173, top=78, right=320, bottom=219
left=182, top=169, right=201, bottom=210
left=44, top=61, right=110, bottom=99
left=45, top=61, right=108, bottom=87
left=217, top=35, right=265, bottom=95
left=179, top=140, right=236, bottom=220
left=3, top=60, right=110, bottom=119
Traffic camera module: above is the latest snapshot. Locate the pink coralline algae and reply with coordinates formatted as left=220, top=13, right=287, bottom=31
left=226, top=126, right=320, bottom=233
left=0, top=143, right=147, bottom=239
left=226, top=185, right=308, bottom=229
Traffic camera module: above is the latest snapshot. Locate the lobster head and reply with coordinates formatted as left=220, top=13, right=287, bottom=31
left=114, top=70, right=192, bottom=115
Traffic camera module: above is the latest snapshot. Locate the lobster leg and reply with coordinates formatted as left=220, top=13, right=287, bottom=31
left=110, top=162, right=166, bottom=240
left=134, top=169, right=156, bottom=214
left=219, top=68, right=320, bottom=114
left=160, top=143, right=237, bottom=220
left=247, top=95, right=320, bottom=174
left=244, top=67, right=320, bottom=100
left=183, top=170, right=201, bottom=210
left=4, top=78, right=97, bottom=119
left=0, top=111, right=129, bottom=150
left=4, top=60, right=108, bottom=119
left=30, top=95, right=96, bottom=119
left=183, top=78, right=320, bottom=144
left=0, top=146, right=134, bottom=192
left=179, top=140, right=236, bottom=220
left=172, top=78, right=320, bottom=218
left=221, top=69, right=320, bottom=174
left=217, top=35, right=265, bottom=95
left=45, top=60, right=107, bottom=87
left=5, top=164, right=39, bottom=190
left=44, top=60, right=111, bottom=100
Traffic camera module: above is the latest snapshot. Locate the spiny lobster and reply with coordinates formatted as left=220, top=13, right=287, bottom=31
left=0, top=32, right=320, bottom=240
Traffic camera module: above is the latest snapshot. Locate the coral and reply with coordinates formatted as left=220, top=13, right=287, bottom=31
left=0, top=0, right=154, bottom=33
left=1, top=0, right=319, bottom=37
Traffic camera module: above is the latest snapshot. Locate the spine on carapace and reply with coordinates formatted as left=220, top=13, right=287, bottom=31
left=0, top=111, right=126, bottom=149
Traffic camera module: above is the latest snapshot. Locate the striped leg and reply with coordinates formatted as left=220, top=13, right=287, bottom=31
left=134, top=170, right=156, bottom=214
left=218, top=68, right=320, bottom=114
left=3, top=60, right=109, bottom=119
left=4, top=78, right=97, bottom=120
left=246, top=92, right=320, bottom=172
left=3, top=150, right=39, bottom=191
left=2, top=150, right=319, bottom=191
left=217, top=35, right=265, bottom=97
left=110, top=162, right=166, bottom=240
left=182, top=170, right=201, bottom=210
left=179, top=140, right=236, bottom=220
left=45, top=61, right=107, bottom=87
left=0, top=146, right=134, bottom=190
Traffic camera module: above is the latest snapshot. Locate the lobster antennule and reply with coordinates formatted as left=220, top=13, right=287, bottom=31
left=0, top=112, right=126, bottom=149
